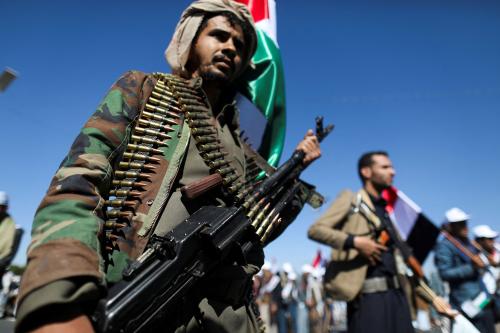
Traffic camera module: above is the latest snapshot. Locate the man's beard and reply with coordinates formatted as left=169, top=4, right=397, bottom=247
left=372, top=180, right=391, bottom=194
left=200, top=58, right=235, bottom=86
left=200, top=69, right=229, bottom=84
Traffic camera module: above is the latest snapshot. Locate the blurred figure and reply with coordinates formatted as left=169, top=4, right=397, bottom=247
left=257, top=261, right=280, bottom=333
left=278, top=263, right=299, bottom=333
left=0, top=191, right=22, bottom=319
left=297, top=266, right=310, bottom=333
left=0, top=192, right=16, bottom=278
left=473, top=225, right=500, bottom=323
left=473, top=225, right=499, bottom=267
left=309, top=152, right=454, bottom=333
left=435, top=208, right=496, bottom=333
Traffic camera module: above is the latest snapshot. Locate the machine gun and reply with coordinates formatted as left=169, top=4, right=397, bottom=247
left=91, top=118, right=333, bottom=333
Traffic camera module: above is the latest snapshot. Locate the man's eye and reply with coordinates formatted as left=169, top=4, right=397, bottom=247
left=211, top=31, right=229, bottom=41
left=234, top=40, right=244, bottom=51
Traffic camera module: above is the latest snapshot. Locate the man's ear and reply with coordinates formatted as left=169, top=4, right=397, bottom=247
left=360, top=166, right=372, bottom=181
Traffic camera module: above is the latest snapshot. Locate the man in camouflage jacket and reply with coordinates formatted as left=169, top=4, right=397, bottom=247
left=17, top=1, right=321, bottom=332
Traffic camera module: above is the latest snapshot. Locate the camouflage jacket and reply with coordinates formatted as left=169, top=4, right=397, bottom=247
left=18, top=71, right=304, bottom=312
left=19, top=71, right=191, bottom=301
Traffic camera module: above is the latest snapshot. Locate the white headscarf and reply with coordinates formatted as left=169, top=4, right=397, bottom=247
left=165, top=0, right=257, bottom=78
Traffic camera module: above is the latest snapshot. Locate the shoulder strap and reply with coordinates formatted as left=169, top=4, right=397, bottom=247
left=350, top=191, right=382, bottom=230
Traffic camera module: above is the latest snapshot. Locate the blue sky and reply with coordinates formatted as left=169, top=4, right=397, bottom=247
left=1, top=0, right=500, bottom=274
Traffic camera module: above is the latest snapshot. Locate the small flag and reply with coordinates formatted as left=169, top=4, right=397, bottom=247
left=382, top=186, right=440, bottom=263
left=312, top=249, right=322, bottom=268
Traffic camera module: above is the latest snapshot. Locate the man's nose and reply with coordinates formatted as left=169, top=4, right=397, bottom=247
left=222, top=39, right=237, bottom=58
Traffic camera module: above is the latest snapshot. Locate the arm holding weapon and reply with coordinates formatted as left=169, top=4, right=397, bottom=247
left=90, top=118, right=332, bottom=333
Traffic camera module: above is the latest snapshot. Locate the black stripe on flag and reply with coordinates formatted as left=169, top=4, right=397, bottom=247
left=405, top=213, right=440, bottom=263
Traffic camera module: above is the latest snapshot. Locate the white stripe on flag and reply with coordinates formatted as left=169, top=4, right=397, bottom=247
left=390, top=190, right=422, bottom=240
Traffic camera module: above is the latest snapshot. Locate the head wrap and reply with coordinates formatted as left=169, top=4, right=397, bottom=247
left=166, top=0, right=257, bottom=78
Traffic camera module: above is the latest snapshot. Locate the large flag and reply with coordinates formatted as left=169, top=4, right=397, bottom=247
left=382, top=186, right=440, bottom=263
left=235, top=0, right=286, bottom=167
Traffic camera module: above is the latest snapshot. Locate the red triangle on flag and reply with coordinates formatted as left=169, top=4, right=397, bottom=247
left=234, top=0, right=270, bottom=22
left=312, top=250, right=322, bottom=268
left=382, top=186, right=398, bottom=213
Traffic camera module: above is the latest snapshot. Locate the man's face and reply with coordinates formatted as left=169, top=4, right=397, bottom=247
left=363, top=154, right=396, bottom=189
left=477, top=238, right=495, bottom=253
left=0, top=205, right=6, bottom=214
left=189, top=15, right=245, bottom=84
left=450, top=221, right=469, bottom=239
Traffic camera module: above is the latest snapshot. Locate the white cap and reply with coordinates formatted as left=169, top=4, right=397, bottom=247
left=262, top=261, right=272, bottom=271
left=0, top=192, right=8, bottom=206
left=282, top=262, right=294, bottom=275
left=444, top=207, right=470, bottom=223
left=301, top=264, right=313, bottom=274
left=473, top=225, right=498, bottom=239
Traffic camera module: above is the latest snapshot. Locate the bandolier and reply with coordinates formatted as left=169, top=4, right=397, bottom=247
left=102, top=73, right=289, bottom=267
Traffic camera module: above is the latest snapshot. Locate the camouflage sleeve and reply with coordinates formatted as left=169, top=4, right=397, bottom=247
left=17, top=71, right=155, bottom=311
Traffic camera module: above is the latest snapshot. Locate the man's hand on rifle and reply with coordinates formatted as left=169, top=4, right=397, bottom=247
left=354, top=236, right=388, bottom=265
left=295, top=129, right=321, bottom=166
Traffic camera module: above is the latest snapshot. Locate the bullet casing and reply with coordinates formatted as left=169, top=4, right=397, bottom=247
left=127, top=143, right=163, bottom=155
left=134, top=127, right=171, bottom=140
left=131, top=135, right=168, bottom=147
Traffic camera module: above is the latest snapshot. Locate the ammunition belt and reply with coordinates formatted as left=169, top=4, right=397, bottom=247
left=102, top=73, right=264, bottom=258
left=101, top=70, right=294, bottom=263
left=102, top=73, right=185, bottom=257
left=156, top=75, right=254, bottom=203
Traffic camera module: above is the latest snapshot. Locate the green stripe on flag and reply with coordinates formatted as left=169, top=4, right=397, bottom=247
left=239, top=28, right=286, bottom=167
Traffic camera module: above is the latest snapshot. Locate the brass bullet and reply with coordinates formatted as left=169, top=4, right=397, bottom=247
left=216, top=166, right=235, bottom=176
left=131, top=134, right=168, bottom=147
left=109, top=189, right=142, bottom=197
left=138, top=119, right=175, bottom=133
left=223, top=174, right=239, bottom=185
left=209, top=159, right=229, bottom=169
left=146, top=97, right=182, bottom=114
left=106, top=210, right=133, bottom=219
left=134, top=127, right=171, bottom=140
left=247, top=198, right=266, bottom=220
left=191, top=127, right=217, bottom=136
left=118, top=161, right=156, bottom=171
left=188, top=119, right=211, bottom=127
left=112, top=179, right=148, bottom=188
left=127, top=143, right=163, bottom=155
left=148, top=97, right=180, bottom=112
left=114, top=170, right=152, bottom=180
left=203, top=151, right=228, bottom=160
left=235, top=186, right=253, bottom=202
left=104, top=221, right=128, bottom=229
left=198, top=143, right=223, bottom=152
left=261, top=217, right=282, bottom=244
left=195, top=135, right=218, bottom=144
left=228, top=181, right=244, bottom=193
left=257, top=212, right=279, bottom=237
left=104, top=199, right=137, bottom=208
left=153, top=85, right=175, bottom=97
left=186, top=112, right=211, bottom=120
left=123, top=151, right=161, bottom=163
left=142, top=111, right=178, bottom=125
